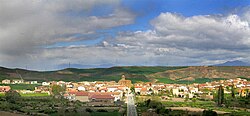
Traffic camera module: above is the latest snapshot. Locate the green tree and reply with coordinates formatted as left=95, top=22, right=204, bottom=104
left=145, top=99, right=151, bottom=107
left=5, top=90, right=21, bottom=103
left=185, top=94, right=189, bottom=102
left=130, top=86, right=135, bottom=94
left=231, top=84, right=235, bottom=99
left=51, top=84, right=65, bottom=96
left=217, top=85, right=224, bottom=106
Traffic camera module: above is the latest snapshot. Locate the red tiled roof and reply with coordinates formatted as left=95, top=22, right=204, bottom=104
left=141, top=87, right=147, bottom=91
left=90, top=94, right=114, bottom=99
left=68, top=91, right=88, bottom=96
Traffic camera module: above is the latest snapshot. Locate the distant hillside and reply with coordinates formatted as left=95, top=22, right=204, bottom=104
left=214, top=60, right=250, bottom=66
left=1, top=66, right=249, bottom=84
left=0, top=66, right=185, bottom=83
left=149, top=66, right=250, bottom=84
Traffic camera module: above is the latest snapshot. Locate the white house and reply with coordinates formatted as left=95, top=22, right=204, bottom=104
left=77, top=86, right=86, bottom=91
left=107, top=86, right=118, bottom=92
left=12, top=79, right=24, bottom=84
left=42, top=82, right=50, bottom=86
left=30, top=81, right=38, bottom=84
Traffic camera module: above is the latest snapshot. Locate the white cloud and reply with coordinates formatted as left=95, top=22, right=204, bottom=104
left=0, top=0, right=135, bottom=69
left=1, top=2, right=250, bottom=70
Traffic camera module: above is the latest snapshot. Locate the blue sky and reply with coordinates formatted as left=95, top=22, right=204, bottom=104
left=54, top=0, right=250, bottom=47
left=0, top=0, right=250, bottom=70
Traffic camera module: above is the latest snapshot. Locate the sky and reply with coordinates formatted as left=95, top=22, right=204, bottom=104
left=1, top=0, right=250, bottom=71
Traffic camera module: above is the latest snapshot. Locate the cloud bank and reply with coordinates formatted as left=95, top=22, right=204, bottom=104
left=0, top=1, right=250, bottom=70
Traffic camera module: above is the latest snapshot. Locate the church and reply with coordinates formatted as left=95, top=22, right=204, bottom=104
left=118, top=74, right=132, bottom=87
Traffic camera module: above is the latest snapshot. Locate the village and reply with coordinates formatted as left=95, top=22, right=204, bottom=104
left=1, top=75, right=250, bottom=105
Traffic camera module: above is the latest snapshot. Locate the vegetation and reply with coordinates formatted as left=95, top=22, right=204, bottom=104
left=217, top=85, right=224, bottom=106
left=1, top=66, right=249, bottom=84
left=156, top=77, right=227, bottom=84
left=5, top=90, right=21, bottom=103
left=90, top=112, right=121, bottom=116
left=20, top=93, right=49, bottom=97
left=51, top=84, right=65, bottom=96
left=0, top=84, right=39, bottom=90
left=0, top=66, right=186, bottom=82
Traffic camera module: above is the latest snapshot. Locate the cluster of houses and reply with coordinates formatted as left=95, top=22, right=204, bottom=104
left=63, top=74, right=132, bottom=104
left=1, top=76, right=250, bottom=102
left=133, top=78, right=250, bottom=100
left=1, top=79, right=37, bottom=84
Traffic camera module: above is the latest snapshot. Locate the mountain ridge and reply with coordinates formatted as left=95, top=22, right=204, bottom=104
left=214, top=60, right=250, bottom=66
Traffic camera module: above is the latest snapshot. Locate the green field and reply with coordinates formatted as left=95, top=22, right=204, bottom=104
left=0, top=93, right=4, bottom=97
left=156, top=77, right=227, bottom=84
left=90, top=112, right=121, bottom=116
left=0, top=84, right=40, bottom=90
left=20, top=93, right=50, bottom=97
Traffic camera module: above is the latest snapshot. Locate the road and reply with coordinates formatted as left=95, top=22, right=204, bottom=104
left=127, top=94, right=137, bottom=116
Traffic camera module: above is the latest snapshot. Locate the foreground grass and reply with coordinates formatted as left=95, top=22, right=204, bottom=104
left=91, top=112, right=121, bottom=116
left=162, top=100, right=250, bottom=116
left=162, top=101, right=215, bottom=109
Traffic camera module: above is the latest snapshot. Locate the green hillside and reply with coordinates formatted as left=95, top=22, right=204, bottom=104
left=0, top=66, right=186, bottom=83
left=1, top=66, right=249, bottom=84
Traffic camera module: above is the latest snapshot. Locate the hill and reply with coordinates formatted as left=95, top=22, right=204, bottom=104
left=0, top=66, right=186, bottom=83
left=1, top=66, right=249, bottom=84
left=149, top=66, right=250, bottom=84
left=214, top=60, right=250, bottom=66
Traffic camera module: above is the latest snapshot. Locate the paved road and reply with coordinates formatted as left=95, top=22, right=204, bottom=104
left=127, top=94, right=137, bottom=116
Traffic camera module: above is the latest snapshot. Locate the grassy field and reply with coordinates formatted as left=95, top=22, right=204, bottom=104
left=0, top=84, right=40, bottom=90
left=156, top=77, right=227, bottom=84
left=0, top=93, right=4, bottom=97
left=20, top=93, right=50, bottom=97
left=162, top=100, right=216, bottom=109
left=90, top=112, right=121, bottom=116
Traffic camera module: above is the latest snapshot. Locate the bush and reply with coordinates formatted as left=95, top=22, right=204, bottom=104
left=97, top=109, right=108, bottom=112
left=202, top=110, right=217, bottom=116
left=5, top=90, right=21, bottom=103
left=85, top=108, right=93, bottom=112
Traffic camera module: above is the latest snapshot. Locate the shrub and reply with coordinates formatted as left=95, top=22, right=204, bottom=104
left=85, top=108, right=93, bottom=112
left=5, top=90, right=21, bottom=103
left=97, top=109, right=108, bottom=112
left=202, top=110, right=217, bottom=116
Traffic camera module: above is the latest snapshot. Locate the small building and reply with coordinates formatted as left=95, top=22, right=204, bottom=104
left=0, top=86, right=11, bottom=92
left=30, top=81, right=38, bottom=84
left=90, top=94, right=114, bottom=103
left=1, top=79, right=11, bottom=84
left=12, top=79, right=24, bottom=84
left=42, top=82, right=50, bottom=86
left=77, top=86, right=86, bottom=91
left=65, top=91, right=89, bottom=102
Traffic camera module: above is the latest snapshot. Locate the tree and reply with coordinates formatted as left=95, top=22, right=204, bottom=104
left=217, top=85, right=224, bottom=106
left=185, top=94, right=189, bottom=102
left=145, top=99, right=151, bottom=107
left=231, top=84, right=235, bottom=99
left=130, top=86, right=135, bottom=94
left=51, top=84, right=65, bottom=96
left=5, top=90, right=21, bottom=103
